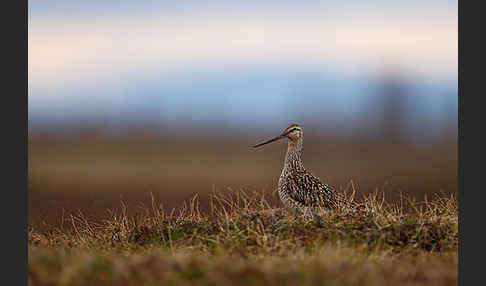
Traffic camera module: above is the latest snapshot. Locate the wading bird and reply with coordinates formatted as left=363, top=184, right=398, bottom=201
left=252, top=124, right=344, bottom=217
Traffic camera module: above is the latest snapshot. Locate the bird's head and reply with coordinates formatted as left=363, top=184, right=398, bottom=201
left=251, top=123, right=303, bottom=148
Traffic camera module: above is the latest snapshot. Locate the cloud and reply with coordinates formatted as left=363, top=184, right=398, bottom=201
left=29, top=11, right=457, bottom=89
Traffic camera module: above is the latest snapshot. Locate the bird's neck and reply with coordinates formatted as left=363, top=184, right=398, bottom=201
left=284, top=138, right=305, bottom=172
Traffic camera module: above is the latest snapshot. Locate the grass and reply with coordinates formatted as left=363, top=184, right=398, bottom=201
left=28, top=134, right=457, bottom=228
left=28, top=188, right=458, bottom=285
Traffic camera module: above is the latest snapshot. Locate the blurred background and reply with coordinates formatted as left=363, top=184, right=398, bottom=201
left=28, top=1, right=457, bottom=227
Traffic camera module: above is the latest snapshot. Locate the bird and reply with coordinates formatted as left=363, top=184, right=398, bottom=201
left=251, top=123, right=344, bottom=217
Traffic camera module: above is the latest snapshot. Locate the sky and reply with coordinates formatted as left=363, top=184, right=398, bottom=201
left=28, top=1, right=458, bottom=137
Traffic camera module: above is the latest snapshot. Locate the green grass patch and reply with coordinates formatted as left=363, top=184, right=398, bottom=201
left=29, top=189, right=458, bottom=285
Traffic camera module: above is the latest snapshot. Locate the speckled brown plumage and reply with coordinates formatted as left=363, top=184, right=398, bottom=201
left=252, top=124, right=344, bottom=216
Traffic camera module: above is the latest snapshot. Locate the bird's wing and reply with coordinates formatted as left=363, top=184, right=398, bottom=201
left=287, top=171, right=340, bottom=209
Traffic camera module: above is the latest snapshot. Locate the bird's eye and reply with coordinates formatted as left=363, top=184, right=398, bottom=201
left=286, top=127, right=300, bottom=134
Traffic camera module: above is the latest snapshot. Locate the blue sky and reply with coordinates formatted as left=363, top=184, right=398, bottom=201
left=28, top=1, right=457, bottom=137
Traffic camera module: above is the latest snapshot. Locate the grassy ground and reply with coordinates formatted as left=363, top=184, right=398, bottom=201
left=28, top=189, right=458, bottom=286
left=28, top=134, right=457, bottom=227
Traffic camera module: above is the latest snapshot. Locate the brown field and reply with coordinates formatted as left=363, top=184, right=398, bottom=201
left=28, top=131, right=457, bottom=285
left=28, top=131, right=457, bottom=229
left=29, top=188, right=458, bottom=285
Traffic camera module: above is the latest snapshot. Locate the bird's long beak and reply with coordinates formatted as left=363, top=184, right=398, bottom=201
left=251, top=132, right=287, bottom=148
